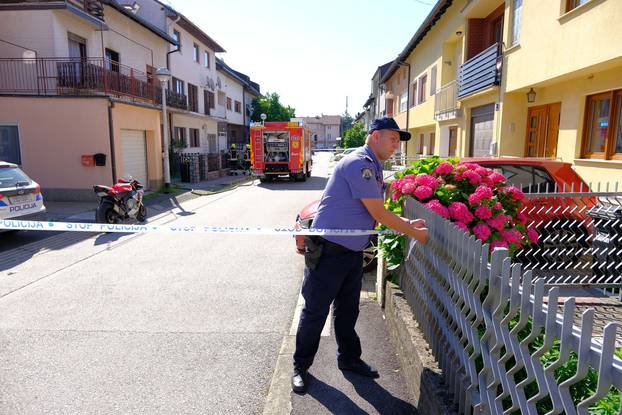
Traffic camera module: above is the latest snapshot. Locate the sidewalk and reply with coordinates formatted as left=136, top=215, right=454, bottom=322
left=42, top=174, right=255, bottom=223
left=264, top=272, right=419, bottom=415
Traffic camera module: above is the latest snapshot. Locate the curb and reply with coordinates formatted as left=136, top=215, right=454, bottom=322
left=384, top=281, right=458, bottom=415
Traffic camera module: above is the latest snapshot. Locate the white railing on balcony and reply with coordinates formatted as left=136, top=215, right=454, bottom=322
left=434, top=80, right=461, bottom=120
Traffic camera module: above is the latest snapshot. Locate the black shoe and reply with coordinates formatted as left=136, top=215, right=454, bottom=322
left=291, top=367, right=309, bottom=394
left=338, top=359, right=380, bottom=378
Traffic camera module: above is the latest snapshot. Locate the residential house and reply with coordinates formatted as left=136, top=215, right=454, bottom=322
left=291, top=115, right=341, bottom=149
left=134, top=0, right=226, bottom=157
left=361, top=61, right=392, bottom=130
left=0, top=0, right=177, bottom=200
left=381, top=0, right=622, bottom=184
left=215, top=58, right=261, bottom=150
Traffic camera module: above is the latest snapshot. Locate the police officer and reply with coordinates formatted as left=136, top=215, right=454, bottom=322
left=292, top=117, right=429, bottom=394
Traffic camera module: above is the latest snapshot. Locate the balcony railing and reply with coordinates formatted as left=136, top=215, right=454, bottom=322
left=0, top=0, right=105, bottom=21
left=433, top=80, right=462, bottom=120
left=0, top=57, right=188, bottom=110
left=458, top=42, right=501, bottom=98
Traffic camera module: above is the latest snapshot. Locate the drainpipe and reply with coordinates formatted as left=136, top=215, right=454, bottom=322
left=107, top=100, right=117, bottom=183
left=166, top=14, right=181, bottom=70
left=397, top=61, right=411, bottom=159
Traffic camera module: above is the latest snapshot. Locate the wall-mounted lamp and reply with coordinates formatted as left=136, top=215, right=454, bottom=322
left=455, top=31, right=463, bottom=37
left=527, top=88, right=536, bottom=103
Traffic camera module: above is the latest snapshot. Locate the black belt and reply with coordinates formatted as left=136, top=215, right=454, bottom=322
left=318, top=237, right=358, bottom=254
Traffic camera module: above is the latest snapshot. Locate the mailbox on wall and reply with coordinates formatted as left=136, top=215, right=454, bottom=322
left=81, top=153, right=106, bottom=167
left=81, top=155, right=94, bottom=167
left=94, top=153, right=106, bottom=166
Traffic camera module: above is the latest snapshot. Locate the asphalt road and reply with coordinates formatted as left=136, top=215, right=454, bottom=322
left=0, top=154, right=332, bottom=414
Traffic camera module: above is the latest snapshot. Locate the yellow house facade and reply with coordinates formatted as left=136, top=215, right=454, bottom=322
left=382, top=0, right=622, bottom=185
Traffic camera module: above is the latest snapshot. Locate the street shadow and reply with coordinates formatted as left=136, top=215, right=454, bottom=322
left=256, top=175, right=328, bottom=191
left=305, top=374, right=368, bottom=414
left=343, top=371, right=419, bottom=415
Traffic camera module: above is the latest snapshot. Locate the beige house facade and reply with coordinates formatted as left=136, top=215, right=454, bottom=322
left=381, top=0, right=622, bottom=184
left=291, top=115, right=341, bottom=149
left=0, top=0, right=175, bottom=200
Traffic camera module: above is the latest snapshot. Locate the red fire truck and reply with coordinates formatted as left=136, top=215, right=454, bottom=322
left=250, top=121, right=313, bottom=182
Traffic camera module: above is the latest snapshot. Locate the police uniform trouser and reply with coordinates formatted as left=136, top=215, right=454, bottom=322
left=294, top=244, right=363, bottom=369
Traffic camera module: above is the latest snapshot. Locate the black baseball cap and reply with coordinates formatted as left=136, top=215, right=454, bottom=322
left=369, top=117, right=411, bottom=141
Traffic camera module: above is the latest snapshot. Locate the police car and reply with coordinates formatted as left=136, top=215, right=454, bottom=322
left=0, top=161, right=45, bottom=228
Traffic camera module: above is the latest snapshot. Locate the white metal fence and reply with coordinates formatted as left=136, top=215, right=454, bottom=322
left=400, top=197, right=622, bottom=414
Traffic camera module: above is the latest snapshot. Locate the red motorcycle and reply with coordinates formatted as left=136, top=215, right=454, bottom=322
left=93, top=177, right=146, bottom=224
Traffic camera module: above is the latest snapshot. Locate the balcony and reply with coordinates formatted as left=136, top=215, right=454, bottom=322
left=434, top=80, right=462, bottom=121
left=156, top=88, right=187, bottom=111
left=0, top=57, right=187, bottom=110
left=457, top=42, right=502, bottom=99
left=0, top=0, right=105, bottom=22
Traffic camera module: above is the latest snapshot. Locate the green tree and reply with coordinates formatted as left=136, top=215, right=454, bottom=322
left=340, top=111, right=353, bottom=137
left=342, top=122, right=367, bottom=148
left=251, top=92, right=296, bottom=122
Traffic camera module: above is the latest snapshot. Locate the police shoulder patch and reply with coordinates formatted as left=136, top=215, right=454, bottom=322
left=361, top=167, right=373, bottom=180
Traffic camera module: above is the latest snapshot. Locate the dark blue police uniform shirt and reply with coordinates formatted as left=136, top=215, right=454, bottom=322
left=311, top=145, right=383, bottom=251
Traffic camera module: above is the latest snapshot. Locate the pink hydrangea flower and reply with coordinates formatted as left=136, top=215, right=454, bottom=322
left=434, top=162, right=454, bottom=175
left=505, top=186, right=525, bottom=201
left=487, top=215, right=507, bottom=231
left=473, top=223, right=492, bottom=241
left=416, top=174, right=439, bottom=190
left=402, top=174, right=416, bottom=181
left=390, top=180, right=400, bottom=190
left=490, top=240, right=509, bottom=251
left=475, top=205, right=493, bottom=220
left=454, top=222, right=469, bottom=233
left=413, top=185, right=433, bottom=200
left=489, top=172, right=506, bottom=185
left=527, top=228, right=539, bottom=244
left=502, top=229, right=523, bottom=245
left=448, top=202, right=474, bottom=223
left=517, top=212, right=528, bottom=224
left=462, top=170, right=481, bottom=184
left=425, top=200, right=450, bottom=219
left=475, top=185, right=494, bottom=199
left=493, top=202, right=503, bottom=210
left=401, top=181, right=416, bottom=194
left=468, top=193, right=483, bottom=205
left=475, top=167, right=493, bottom=176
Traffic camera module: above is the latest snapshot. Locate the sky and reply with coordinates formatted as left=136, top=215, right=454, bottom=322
left=166, top=0, right=435, bottom=117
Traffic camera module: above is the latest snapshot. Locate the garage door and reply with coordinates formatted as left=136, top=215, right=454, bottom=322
left=469, top=104, right=495, bottom=157
left=120, top=129, right=148, bottom=188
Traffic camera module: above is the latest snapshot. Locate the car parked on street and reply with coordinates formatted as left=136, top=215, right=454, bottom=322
left=0, top=161, right=45, bottom=229
left=293, top=157, right=591, bottom=269
left=332, top=147, right=356, bottom=162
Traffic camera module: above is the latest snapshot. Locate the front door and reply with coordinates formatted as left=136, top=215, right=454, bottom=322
left=525, top=103, right=561, bottom=157
left=448, top=127, right=458, bottom=157
left=470, top=104, right=495, bottom=156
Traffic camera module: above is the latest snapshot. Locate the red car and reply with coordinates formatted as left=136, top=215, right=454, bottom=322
left=294, top=158, right=592, bottom=268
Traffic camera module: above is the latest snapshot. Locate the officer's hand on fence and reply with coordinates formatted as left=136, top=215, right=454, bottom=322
left=409, top=218, right=426, bottom=228
left=407, top=225, right=429, bottom=245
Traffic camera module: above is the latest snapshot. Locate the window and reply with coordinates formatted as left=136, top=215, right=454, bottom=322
left=203, top=90, right=213, bottom=115
left=328, top=133, right=331, bottom=140
left=105, top=48, right=119, bottom=72
left=410, top=81, right=418, bottom=107
left=207, top=133, right=217, bottom=152
left=172, top=30, right=181, bottom=49
left=204, top=51, right=210, bottom=68
left=582, top=89, right=622, bottom=159
left=207, top=91, right=215, bottom=109
left=189, top=128, right=200, bottom=147
left=386, top=98, right=394, bottom=117
left=226, top=97, right=232, bottom=111
left=173, top=127, right=187, bottom=147
left=430, top=66, right=437, bottom=96
left=217, top=91, right=225, bottom=106
left=234, top=100, right=241, bottom=113
left=193, top=43, right=199, bottom=63
left=188, top=83, right=198, bottom=112
left=489, top=165, right=555, bottom=193
left=172, top=77, right=184, bottom=95
left=510, top=0, right=522, bottom=45
left=429, top=132, right=435, bottom=155
left=418, top=133, right=425, bottom=154
left=0, top=125, right=21, bottom=164
left=399, top=92, right=408, bottom=113
left=418, top=74, right=427, bottom=104
left=566, top=0, right=589, bottom=12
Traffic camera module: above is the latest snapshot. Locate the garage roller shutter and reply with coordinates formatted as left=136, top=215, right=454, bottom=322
left=120, top=129, right=148, bottom=188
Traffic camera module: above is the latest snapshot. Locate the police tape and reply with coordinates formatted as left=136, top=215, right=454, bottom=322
left=0, top=219, right=397, bottom=236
